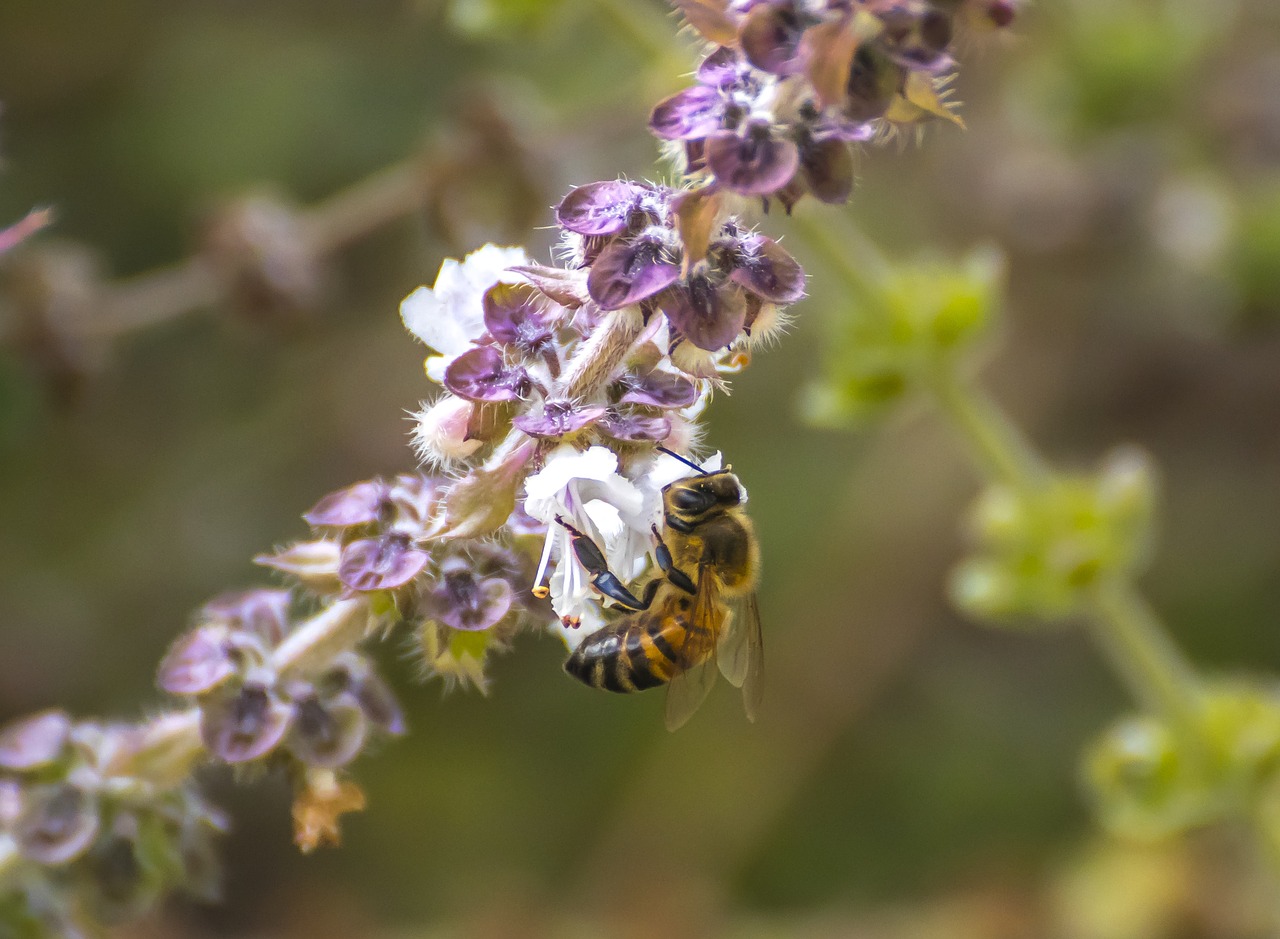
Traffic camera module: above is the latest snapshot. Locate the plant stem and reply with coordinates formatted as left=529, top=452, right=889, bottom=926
left=928, top=365, right=1205, bottom=732
left=1084, top=578, right=1206, bottom=732
left=928, top=367, right=1049, bottom=492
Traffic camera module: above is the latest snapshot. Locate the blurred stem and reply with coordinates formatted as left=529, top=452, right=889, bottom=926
left=928, top=363, right=1205, bottom=733
left=302, top=158, right=428, bottom=256
left=927, top=366, right=1049, bottom=491
left=789, top=209, right=893, bottom=293
left=1084, top=579, right=1206, bottom=734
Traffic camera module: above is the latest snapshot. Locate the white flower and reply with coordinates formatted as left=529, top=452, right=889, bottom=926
left=400, top=244, right=529, bottom=382
left=523, top=445, right=723, bottom=648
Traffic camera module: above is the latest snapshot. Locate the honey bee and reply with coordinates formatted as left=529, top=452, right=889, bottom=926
left=558, top=450, right=762, bottom=731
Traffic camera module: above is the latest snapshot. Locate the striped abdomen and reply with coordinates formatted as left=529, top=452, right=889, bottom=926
left=564, top=602, right=694, bottom=694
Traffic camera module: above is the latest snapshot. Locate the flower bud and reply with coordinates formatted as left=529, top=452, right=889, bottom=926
left=413, top=396, right=484, bottom=467
left=0, top=710, right=72, bottom=772
left=14, top=784, right=101, bottom=866
left=254, top=540, right=343, bottom=593
left=1083, top=716, right=1215, bottom=839
left=199, top=683, right=293, bottom=764
left=156, top=627, right=240, bottom=696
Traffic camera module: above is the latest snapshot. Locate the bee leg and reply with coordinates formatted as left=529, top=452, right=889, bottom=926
left=555, top=516, right=649, bottom=612
left=650, top=524, right=697, bottom=595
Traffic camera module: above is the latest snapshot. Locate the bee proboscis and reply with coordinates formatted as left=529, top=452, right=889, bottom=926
left=558, top=453, right=762, bottom=731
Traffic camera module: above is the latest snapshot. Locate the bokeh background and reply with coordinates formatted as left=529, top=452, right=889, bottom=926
left=2, top=0, right=1279, bottom=935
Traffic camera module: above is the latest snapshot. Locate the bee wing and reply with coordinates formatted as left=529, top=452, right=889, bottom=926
left=664, top=658, right=717, bottom=732
left=717, top=592, right=763, bottom=722
left=663, top=566, right=725, bottom=732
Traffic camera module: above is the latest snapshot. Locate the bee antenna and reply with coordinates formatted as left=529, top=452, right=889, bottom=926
left=656, top=446, right=711, bottom=476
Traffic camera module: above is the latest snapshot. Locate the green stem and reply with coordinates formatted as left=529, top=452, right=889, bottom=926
left=928, top=369, right=1206, bottom=738
left=788, top=210, right=893, bottom=298
left=1083, top=578, right=1206, bottom=734
left=928, top=367, right=1049, bottom=492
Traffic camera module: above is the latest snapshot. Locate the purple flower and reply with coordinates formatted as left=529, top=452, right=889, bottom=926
left=443, top=345, right=533, bottom=403
left=661, top=275, right=750, bottom=351
left=157, top=627, right=242, bottom=696
left=483, top=282, right=560, bottom=366
left=586, top=237, right=682, bottom=311
left=561, top=180, right=805, bottom=352
left=729, top=234, right=807, bottom=303
left=705, top=124, right=801, bottom=196
left=616, top=366, right=699, bottom=409
left=0, top=710, right=72, bottom=771
left=426, top=557, right=514, bottom=632
left=200, top=683, right=293, bottom=764
left=338, top=533, right=430, bottom=593
left=556, top=180, right=652, bottom=237
left=14, top=783, right=101, bottom=865
left=599, top=410, right=673, bottom=443
left=513, top=399, right=608, bottom=440
left=285, top=693, right=367, bottom=769
left=304, top=481, right=385, bottom=529
left=650, top=85, right=726, bottom=141
left=202, top=589, right=292, bottom=646
left=340, top=662, right=406, bottom=736
left=739, top=1, right=810, bottom=75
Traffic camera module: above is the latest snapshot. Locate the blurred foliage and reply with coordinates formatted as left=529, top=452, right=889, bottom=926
left=0, top=0, right=1279, bottom=936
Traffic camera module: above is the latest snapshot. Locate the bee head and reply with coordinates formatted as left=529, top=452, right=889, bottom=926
left=662, top=471, right=744, bottom=532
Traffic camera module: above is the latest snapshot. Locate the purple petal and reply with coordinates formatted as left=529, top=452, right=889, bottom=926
left=352, top=670, right=406, bottom=736
left=586, top=239, right=682, bottom=310
left=286, top=695, right=368, bottom=769
left=513, top=400, right=607, bottom=439
left=740, top=2, right=807, bottom=75
left=730, top=236, right=807, bottom=303
left=600, top=411, right=673, bottom=442
left=505, top=500, right=548, bottom=538
left=443, top=346, right=531, bottom=403
left=618, top=370, right=699, bottom=408
left=338, top=535, right=429, bottom=593
left=705, top=127, right=801, bottom=196
left=15, top=784, right=101, bottom=866
left=483, top=282, right=554, bottom=352
left=556, top=181, right=649, bottom=236
left=660, top=280, right=749, bottom=351
left=431, top=569, right=514, bottom=632
left=200, top=684, right=292, bottom=764
left=387, top=474, right=446, bottom=534
left=157, top=627, right=239, bottom=696
left=650, top=86, right=725, bottom=141
left=202, top=589, right=292, bottom=645
left=696, top=46, right=746, bottom=87
left=303, top=481, right=384, bottom=529
left=0, top=710, right=72, bottom=771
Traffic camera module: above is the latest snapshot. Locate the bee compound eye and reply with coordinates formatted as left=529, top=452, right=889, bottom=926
left=671, top=487, right=713, bottom=514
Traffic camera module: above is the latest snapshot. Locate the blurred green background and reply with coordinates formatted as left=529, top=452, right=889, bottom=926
left=1, top=0, right=1279, bottom=935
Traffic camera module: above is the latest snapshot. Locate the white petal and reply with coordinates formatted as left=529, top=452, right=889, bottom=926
left=399, top=244, right=529, bottom=354
left=581, top=499, right=624, bottom=543
left=523, top=446, right=621, bottom=520
left=400, top=284, right=473, bottom=354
